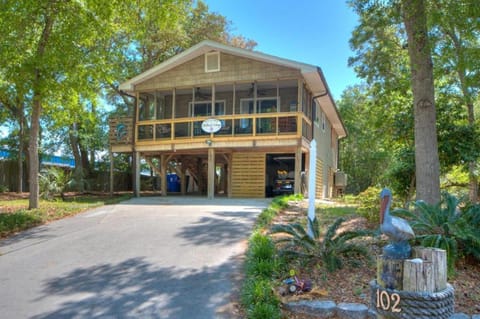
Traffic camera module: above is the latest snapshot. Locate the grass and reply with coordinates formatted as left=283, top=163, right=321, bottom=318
left=0, top=194, right=131, bottom=238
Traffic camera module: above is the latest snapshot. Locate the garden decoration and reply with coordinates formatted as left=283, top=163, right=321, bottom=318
left=371, top=188, right=454, bottom=319
left=379, top=188, right=415, bottom=259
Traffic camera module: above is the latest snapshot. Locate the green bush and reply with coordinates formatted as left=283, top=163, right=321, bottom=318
left=395, top=192, right=480, bottom=275
left=271, top=216, right=373, bottom=272
left=355, top=186, right=382, bottom=224
left=0, top=185, right=8, bottom=193
left=39, top=167, right=70, bottom=200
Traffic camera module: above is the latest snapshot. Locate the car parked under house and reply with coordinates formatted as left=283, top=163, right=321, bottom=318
left=110, top=40, right=347, bottom=199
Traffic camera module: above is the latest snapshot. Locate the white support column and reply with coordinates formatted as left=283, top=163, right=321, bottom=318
left=307, top=139, right=317, bottom=239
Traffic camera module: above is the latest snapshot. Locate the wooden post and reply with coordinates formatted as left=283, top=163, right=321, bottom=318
left=207, top=147, right=215, bottom=199
left=412, top=246, right=447, bottom=292
left=180, top=164, right=187, bottom=195
left=160, top=154, right=167, bottom=196
left=294, top=147, right=302, bottom=194
left=222, top=154, right=232, bottom=198
left=133, top=151, right=140, bottom=197
left=403, top=258, right=434, bottom=292
left=109, top=149, right=114, bottom=195
left=374, top=247, right=451, bottom=318
left=377, top=256, right=404, bottom=290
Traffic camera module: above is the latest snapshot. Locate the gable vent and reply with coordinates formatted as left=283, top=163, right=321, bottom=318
left=205, top=51, right=220, bottom=72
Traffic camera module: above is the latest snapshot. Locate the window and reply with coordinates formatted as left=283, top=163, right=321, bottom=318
left=205, top=51, right=220, bottom=72
left=240, top=97, right=278, bottom=134
left=138, top=93, right=155, bottom=121
left=190, top=100, right=226, bottom=136
left=189, top=100, right=225, bottom=117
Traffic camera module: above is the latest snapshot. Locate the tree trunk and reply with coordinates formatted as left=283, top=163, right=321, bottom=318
left=17, top=103, right=24, bottom=193
left=401, top=0, right=441, bottom=205
left=28, top=10, right=54, bottom=209
left=29, top=96, right=41, bottom=209
left=69, top=125, right=85, bottom=192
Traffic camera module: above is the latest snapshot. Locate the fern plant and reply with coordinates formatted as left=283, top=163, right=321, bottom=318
left=270, top=217, right=373, bottom=272
left=394, top=192, right=480, bottom=274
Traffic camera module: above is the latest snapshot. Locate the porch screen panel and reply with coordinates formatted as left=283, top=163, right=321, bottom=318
left=231, top=153, right=266, bottom=198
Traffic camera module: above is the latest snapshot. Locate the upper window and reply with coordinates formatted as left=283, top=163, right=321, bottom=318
left=205, top=51, right=220, bottom=72
left=189, top=100, right=225, bottom=117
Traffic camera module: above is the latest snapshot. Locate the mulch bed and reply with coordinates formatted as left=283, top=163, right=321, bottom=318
left=271, top=201, right=480, bottom=316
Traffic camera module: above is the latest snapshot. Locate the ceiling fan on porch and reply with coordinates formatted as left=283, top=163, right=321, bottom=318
left=248, top=83, right=267, bottom=97
left=195, top=87, right=211, bottom=99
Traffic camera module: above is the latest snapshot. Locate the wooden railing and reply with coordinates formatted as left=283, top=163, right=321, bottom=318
left=135, top=112, right=312, bottom=142
left=109, top=113, right=312, bottom=146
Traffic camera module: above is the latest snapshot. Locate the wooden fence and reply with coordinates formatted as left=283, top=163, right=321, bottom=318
left=0, top=160, right=132, bottom=193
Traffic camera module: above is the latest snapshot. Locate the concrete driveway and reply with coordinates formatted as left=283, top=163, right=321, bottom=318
left=0, top=196, right=270, bottom=319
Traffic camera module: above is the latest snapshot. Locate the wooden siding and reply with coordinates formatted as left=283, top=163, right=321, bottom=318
left=136, top=53, right=302, bottom=91
left=231, top=152, right=265, bottom=198
left=109, top=117, right=134, bottom=145
left=315, top=158, right=324, bottom=199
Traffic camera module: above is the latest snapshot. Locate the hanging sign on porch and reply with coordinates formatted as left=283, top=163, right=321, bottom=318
left=201, top=118, right=222, bottom=133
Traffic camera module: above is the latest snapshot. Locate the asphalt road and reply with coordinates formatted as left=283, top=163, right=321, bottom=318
left=0, top=196, right=270, bottom=319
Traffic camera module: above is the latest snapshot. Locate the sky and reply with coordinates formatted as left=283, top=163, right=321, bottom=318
left=203, top=0, right=362, bottom=100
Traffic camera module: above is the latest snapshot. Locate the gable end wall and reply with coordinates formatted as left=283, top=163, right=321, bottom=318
left=135, top=53, right=302, bottom=91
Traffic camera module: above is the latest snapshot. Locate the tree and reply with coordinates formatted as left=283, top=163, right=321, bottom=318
left=401, top=0, right=441, bottom=204
left=1, top=0, right=256, bottom=207
left=430, top=0, right=480, bottom=202
left=0, top=0, right=119, bottom=208
left=338, top=85, right=389, bottom=194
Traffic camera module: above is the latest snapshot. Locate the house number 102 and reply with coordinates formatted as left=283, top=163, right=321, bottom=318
left=376, top=289, right=401, bottom=312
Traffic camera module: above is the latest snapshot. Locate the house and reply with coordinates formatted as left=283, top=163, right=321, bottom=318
left=110, top=40, right=347, bottom=198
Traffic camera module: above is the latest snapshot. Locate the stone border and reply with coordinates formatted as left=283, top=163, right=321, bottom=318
left=285, top=300, right=478, bottom=319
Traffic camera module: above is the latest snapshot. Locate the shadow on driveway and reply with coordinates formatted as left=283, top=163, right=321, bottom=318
left=32, top=257, right=238, bottom=319
left=176, top=211, right=257, bottom=246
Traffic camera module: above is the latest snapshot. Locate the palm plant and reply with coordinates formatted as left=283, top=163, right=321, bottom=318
left=270, top=217, right=373, bottom=272
left=394, top=192, right=480, bottom=274
left=39, top=167, right=70, bottom=200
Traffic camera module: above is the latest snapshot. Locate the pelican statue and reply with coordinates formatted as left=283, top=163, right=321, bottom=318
left=380, top=188, right=415, bottom=259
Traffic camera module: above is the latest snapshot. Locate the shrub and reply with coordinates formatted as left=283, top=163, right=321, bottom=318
left=0, top=185, right=8, bottom=193
left=271, top=216, right=373, bottom=272
left=395, top=192, right=480, bottom=275
left=39, top=167, right=70, bottom=200
left=355, top=186, right=382, bottom=224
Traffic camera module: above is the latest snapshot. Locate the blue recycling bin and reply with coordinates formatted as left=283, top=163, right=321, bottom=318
left=166, top=173, right=180, bottom=192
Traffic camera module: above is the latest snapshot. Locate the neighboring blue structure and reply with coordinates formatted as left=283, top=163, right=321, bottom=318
left=0, top=149, right=75, bottom=168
